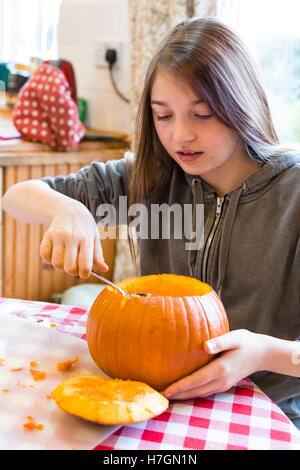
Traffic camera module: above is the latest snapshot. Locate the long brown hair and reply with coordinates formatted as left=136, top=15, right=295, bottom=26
left=127, top=16, right=285, bottom=263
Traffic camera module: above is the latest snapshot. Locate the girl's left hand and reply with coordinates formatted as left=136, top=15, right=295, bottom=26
left=162, top=329, right=267, bottom=400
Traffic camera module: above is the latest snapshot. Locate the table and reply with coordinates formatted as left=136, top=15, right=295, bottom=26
left=1, top=296, right=300, bottom=451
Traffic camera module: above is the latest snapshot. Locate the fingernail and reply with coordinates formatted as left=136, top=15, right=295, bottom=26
left=100, top=262, right=109, bottom=271
left=163, top=389, right=172, bottom=398
left=206, top=341, right=216, bottom=353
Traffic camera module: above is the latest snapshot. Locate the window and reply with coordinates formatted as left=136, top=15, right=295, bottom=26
left=218, top=0, right=300, bottom=145
left=0, top=0, right=61, bottom=65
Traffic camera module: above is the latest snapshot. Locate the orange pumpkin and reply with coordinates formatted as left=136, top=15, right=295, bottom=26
left=51, top=375, right=169, bottom=425
left=86, top=274, right=229, bottom=391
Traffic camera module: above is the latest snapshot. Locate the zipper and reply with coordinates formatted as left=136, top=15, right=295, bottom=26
left=187, top=178, right=199, bottom=275
left=201, top=196, right=225, bottom=282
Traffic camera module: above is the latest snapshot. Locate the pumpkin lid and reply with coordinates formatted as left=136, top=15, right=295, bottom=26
left=51, top=375, right=169, bottom=425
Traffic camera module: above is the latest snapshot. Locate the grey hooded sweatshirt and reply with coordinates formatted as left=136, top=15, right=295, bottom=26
left=41, top=152, right=300, bottom=427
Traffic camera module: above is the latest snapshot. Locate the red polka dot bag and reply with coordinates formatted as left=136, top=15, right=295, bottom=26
left=12, top=63, right=85, bottom=150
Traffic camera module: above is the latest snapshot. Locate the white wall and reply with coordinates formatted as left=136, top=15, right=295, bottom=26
left=58, top=0, right=131, bottom=133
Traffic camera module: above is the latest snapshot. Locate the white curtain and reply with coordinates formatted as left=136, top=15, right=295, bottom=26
left=216, top=0, right=241, bottom=28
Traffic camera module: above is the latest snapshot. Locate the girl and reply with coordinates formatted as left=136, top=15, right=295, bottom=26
left=2, top=17, right=300, bottom=428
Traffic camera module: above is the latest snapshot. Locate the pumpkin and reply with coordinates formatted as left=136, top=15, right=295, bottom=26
left=51, top=375, right=169, bottom=425
left=86, top=274, right=229, bottom=391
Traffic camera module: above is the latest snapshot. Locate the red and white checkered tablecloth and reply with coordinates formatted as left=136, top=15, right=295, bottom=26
left=1, top=296, right=300, bottom=451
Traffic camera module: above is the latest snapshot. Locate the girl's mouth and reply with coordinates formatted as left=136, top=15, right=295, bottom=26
left=177, top=151, right=203, bottom=163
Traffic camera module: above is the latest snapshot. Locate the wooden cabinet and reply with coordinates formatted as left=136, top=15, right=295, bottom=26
left=0, top=112, right=130, bottom=301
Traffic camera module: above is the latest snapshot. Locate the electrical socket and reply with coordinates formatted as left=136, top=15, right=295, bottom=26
left=95, top=40, right=123, bottom=69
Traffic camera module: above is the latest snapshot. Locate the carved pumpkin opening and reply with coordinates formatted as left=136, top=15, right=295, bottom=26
left=116, top=274, right=212, bottom=297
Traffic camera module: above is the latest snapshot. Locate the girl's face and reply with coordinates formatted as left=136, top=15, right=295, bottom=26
left=151, top=70, right=256, bottom=195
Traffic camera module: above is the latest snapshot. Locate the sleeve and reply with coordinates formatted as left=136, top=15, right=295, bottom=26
left=40, top=152, right=135, bottom=225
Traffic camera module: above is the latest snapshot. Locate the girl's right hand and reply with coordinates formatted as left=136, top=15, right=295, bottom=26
left=40, top=204, right=109, bottom=279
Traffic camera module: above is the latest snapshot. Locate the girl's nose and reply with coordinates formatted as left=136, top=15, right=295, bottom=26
left=173, top=120, right=196, bottom=144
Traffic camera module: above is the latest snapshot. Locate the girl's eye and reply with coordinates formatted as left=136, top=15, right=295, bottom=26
left=156, top=115, right=172, bottom=121
left=154, top=113, right=213, bottom=121
left=196, top=114, right=213, bottom=120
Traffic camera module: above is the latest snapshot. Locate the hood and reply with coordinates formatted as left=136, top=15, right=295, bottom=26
left=184, top=154, right=299, bottom=199
left=183, top=153, right=299, bottom=296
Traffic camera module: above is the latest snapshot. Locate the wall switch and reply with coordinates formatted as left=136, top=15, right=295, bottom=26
left=95, top=40, right=123, bottom=69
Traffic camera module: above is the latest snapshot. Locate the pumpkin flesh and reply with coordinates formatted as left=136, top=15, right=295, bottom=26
left=87, top=274, right=229, bottom=391
left=51, top=375, right=169, bottom=425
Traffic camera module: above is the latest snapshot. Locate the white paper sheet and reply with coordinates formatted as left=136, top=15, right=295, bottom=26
left=0, top=311, right=120, bottom=450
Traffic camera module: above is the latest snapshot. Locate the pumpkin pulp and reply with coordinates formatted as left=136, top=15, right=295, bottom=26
left=63, top=376, right=147, bottom=402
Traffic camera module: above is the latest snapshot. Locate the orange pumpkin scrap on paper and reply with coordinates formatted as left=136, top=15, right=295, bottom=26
left=51, top=375, right=169, bottom=425
left=30, top=369, right=46, bottom=381
left=57, top=357, right=79, bottom=371
left=23, top=415, right=44, bottom=431
left=86, top=274, right=229, bottom=391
